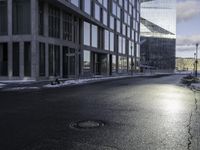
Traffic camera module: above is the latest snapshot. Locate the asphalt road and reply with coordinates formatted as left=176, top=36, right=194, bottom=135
left=0, top=75, right=199, bottom=150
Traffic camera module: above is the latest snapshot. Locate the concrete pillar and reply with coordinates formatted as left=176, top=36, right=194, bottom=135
left=31, top=0, right=38, bottom=79
left=19, top=42, right=24, bottom=78
left=60, top=11, right=63, bottom=77
left=60, top=46, right=63, bottom=78
left=8, top=42, right=13, bottom=78
left=8, top=0, right=13, bottom=78
left=45, top=43, right=49, bottom=78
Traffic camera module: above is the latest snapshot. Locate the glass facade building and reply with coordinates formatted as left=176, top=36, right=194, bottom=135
left=0, top=0, right=141, bottom=80
left=140, top=0, right=176, bottom=71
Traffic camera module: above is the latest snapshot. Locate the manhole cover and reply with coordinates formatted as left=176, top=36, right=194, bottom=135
left=69, top=120, right=105, bottom=130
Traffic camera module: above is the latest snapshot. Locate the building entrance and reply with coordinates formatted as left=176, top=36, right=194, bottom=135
left=63, top=47, right=76, bottom=78
left=92, top=52, right=108, bottom=75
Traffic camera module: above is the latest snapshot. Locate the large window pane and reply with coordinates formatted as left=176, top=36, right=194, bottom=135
left=92, top=25, right=98, bottom=48
left=112, top=55, right=116, bottom=73
left=13, top=43, right=20, bottom=76
left=48, top=44, right=60, bottom=76
left=83, top=22, right=90, bottom=46
left=38, top=1, right=44, bottom=35
left=0, top=43, right=8, bottom=76
left=24, top=42, right=31, bottom=76
left=83, top=50, right=90, bottom=70
left=110, top=32, right=114, bottom=52
left=71, top=0, right=79, bottom=7
left=0, top=0, right=7, bottom=35
left=84, top=0, right=91, bottom=15
left=63, top=12, right=73, bottom=41
left=39, top=43, right=45, bottom=76
left=103, top=10, right=107, bottom=26
left=13, top=0, right=31, bottom=34
left=104, top=30, right=109, bottom=50
left=95, top=3, right=100, bottom=21
left=48, top=5, right=60, bottom=38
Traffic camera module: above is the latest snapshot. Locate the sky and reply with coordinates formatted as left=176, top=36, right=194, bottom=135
left=176, top=0, right=200, bottom=58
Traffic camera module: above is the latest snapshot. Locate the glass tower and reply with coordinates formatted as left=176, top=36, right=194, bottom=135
left=140, top=0, right=176, bottom=71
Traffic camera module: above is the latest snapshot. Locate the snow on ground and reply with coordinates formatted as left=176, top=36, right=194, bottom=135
left=190, top=83, right=200, bottom=91
left=43, top=76, right=132, bottom=88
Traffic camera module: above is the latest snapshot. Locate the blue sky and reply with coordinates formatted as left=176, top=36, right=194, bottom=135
left=176, top=0, right=200, bottom=58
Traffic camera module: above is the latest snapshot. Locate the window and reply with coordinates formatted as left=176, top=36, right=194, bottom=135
left=110, top=16, right=114, bottom=30
left=48, top=5, right=60, bottom=38
left=112, top=55, right=116, bottom=73
left=24, top=42, right=31, bottom=76
left=118, top=56, right=127, bottom=73
left=92, top=25, right=98, bottom=48
left=110, top=32, right=114, bottom=52
left=38, top=1, right=44, bottom=35
left=39, top=43, right=45, bottom=76
left=84, top=0, right=91, bottom=15
left=49, top=44, right=60, bottom=76
left=103, top=0, right=107, bottom=9
left=117, top=20, right=120, bottom=33
left=118, top=36, right=126, bottom=54
left=112, top=2, right=117, bottom=16
left=117, top=6, right=120, bottom=19
left=12, top=43, right=20, bottom=76
left=83, top=50, right=90, bottom=70
left=122, top=38, right=126, bottom=54
left=63, top=12, right=73, bottom=41
left=71, top=0, right=79, bottom=7
left=0, top=43, right=8, bottom=76
left=124, top=0, right=128, bottom=11
left=0, top=0, right=7, bottom=35
left=83, top=22, right=90, bottom=46
left=95, top=3, right=100, bottom=21
left=122, top=24, right=126, bottom=36
left=104, top=30, right=109, bottom=50
left=118, top=36, right=122, bottom=53
left=13, top=0, right=31, bottom=34
left=103, top=10, right=107, bottom=26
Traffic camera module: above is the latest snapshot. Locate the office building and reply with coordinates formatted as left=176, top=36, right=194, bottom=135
left=140, top=0, right=176, bottom=72
left=0, top=0, right=141, bottom=80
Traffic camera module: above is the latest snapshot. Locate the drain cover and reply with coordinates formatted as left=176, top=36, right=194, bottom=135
left=70, top=120, right=104, bottom=130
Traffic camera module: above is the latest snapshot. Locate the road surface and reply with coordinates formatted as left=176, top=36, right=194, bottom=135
left=0, top=75, right=199, bottom=150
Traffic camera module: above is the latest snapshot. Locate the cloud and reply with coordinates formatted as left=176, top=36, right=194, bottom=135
left=177, top=0, right=200, bottom=22
left=177, top=35, right=200, bottom=46
left=176, top=35, right=200, bottom=54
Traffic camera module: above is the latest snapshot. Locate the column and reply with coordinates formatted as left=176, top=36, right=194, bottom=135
left=19, top=42, right=24, bottom=78
left=45, top=43, right=49, bottom=78
left=31, top=0, right=38, bottom=79
left=8, top=0, right=12, bottom=78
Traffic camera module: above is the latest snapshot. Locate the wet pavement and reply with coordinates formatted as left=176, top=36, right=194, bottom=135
left=0, top=75, right=200, bottom=150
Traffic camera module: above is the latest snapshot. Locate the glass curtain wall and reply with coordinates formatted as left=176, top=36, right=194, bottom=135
left=0, top=0, right=7, bottom=35
left=13, top=0, right=31, bottom=34
left=0, top=43, right=8, bottom=76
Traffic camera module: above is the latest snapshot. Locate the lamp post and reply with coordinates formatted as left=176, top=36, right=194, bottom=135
left=195, top=43, right=199, bottom=77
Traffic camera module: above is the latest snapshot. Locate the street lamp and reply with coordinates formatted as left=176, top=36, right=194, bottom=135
left=195, top=43, right=199, bottom=77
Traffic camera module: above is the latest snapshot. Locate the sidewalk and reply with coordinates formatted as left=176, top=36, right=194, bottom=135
left=0, top=73, right=172, bottom=91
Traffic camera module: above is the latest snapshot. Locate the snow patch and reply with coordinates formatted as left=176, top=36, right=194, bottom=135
left=190, top=83, right=200, bottom=90
left=44, top=76, right=133, bottom=88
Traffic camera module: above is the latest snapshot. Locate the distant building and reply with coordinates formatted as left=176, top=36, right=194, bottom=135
left=140, top=0, right=176, bottom=72
left=176, top=57, right=200, bottom=71
left=0, top=0, right=141, bottom=80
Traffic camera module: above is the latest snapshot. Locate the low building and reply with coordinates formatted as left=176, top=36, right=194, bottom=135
left=0, top=0, right=141, bottom=80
